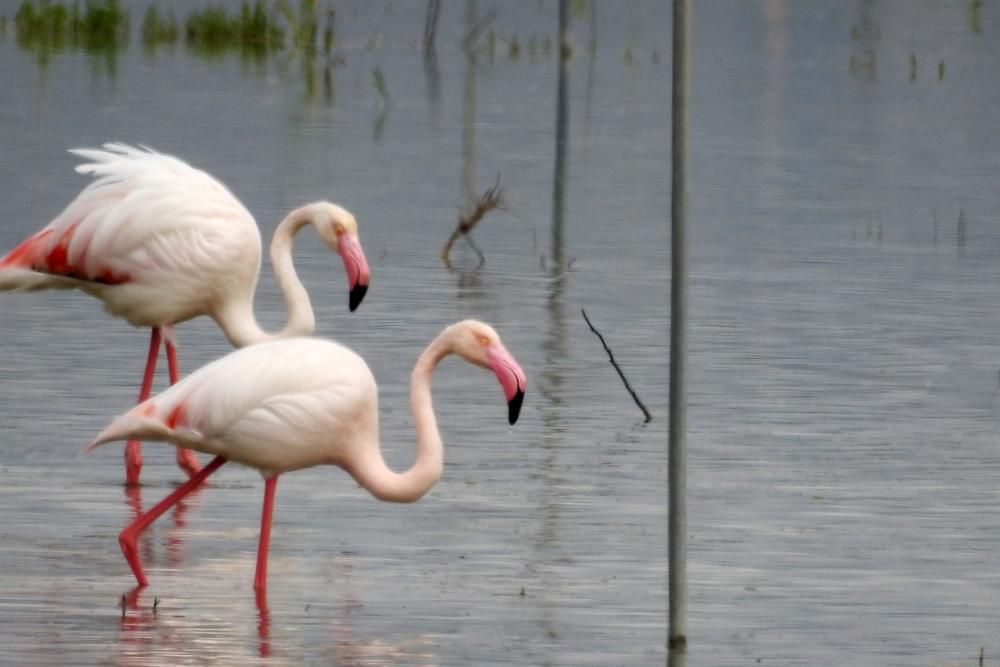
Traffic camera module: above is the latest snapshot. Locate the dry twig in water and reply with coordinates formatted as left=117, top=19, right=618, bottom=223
left=581, top=308, right=652, bottom=423
left=441, top=175, right=506, bottom=266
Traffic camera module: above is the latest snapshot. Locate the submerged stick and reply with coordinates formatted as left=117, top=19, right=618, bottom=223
left=441, top=174, right=506, bottom=266
left=581, top=308, right=652, bottom=423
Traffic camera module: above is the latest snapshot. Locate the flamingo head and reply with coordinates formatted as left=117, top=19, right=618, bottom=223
left=312, top=203, right=371, bottom=312
left=448, top=320, right=527, bottom=425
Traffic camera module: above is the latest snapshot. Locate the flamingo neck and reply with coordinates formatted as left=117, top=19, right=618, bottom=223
left=215, top=207, right=316, bottom=348
left=351, top=337, right=449, bottom=503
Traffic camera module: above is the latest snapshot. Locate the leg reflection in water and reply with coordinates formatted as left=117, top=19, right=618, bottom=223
left=122, top=480, right=209, bottom=575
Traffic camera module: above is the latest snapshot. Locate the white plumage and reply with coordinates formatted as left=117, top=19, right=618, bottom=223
left=92, top=337, right=378, bottom=478
left=1, top=144, right=371, bottom=483
left=86, top=320, right=528, bottom=590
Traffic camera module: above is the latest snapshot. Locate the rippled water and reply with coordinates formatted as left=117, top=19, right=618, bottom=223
left=1, top=1, right=999, bottom=665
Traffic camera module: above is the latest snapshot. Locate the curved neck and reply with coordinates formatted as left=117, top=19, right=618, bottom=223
left=349, top=337, right=450, bottom=503
left=215, top=207, right=316, bottom=347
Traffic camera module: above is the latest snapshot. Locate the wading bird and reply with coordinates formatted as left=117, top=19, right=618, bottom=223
left=86, top=320, right=526, bottom=591
left=0, top=144, right=371, bottom=485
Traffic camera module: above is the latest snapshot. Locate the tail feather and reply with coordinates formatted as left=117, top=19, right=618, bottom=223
left=84, top=412, right=203, bottom=453
left=0, top=267, right=83, bottom=291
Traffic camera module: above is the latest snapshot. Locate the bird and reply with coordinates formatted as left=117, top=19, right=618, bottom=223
left=85, top=319, right=527, bottom=591
left=0, top=143, right=371, bottom=485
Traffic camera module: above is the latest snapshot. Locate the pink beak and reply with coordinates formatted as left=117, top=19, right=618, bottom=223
left=487, top=343, right=527, bottom=425
left=337, top=234, right=370, bottom=312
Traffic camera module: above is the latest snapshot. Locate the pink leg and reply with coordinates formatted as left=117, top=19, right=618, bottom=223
left=125, top=329, right=162, bottom=486
left=119, top=455, right=227, bottom=587
left=255, top=587, right=271, bottom=657
left=165, top=336, right=203, bottom=478
left=253, top=476, right=279, bottom=591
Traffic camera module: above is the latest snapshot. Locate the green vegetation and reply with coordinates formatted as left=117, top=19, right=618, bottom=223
left=184, top=2, right=284, bottom=59
left=141, top=5, right=177, bottom=49
left=321, top=8, right=335, bottom=54
left=276, top=0, right=316, bottom=50
left=14, top=0, right=128, bottom=65
left=75, top=0, right=126, bottom=50
left=968, top=0, right=983, bottom=33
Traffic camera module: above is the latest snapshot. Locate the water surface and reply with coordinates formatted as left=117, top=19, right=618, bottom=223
left=0, top=1, right=998, bottom=665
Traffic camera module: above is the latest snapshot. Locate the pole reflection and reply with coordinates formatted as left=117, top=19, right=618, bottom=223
left=532, top=0, right=573, bottom=659
left=423, top=0, right=442, bottom=122
left=448, top=0, right=492, bottom=304
left=461, top=0, right=479, bottom=204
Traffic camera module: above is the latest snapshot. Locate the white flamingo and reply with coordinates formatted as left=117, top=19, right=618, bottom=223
left=86, top=320, right=528, bottom=591
left=0, top=144, right=371, bottom=484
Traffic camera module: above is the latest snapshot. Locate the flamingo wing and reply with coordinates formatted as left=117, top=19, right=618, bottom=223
left=88, top=338, right=377, bottom=476
left=0, top=144, right=262, bottom=323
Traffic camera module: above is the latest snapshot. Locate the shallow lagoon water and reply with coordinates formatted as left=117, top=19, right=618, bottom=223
left=0, top=1, right=999, bottom=664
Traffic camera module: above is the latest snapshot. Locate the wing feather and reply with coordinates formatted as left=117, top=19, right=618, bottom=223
left=2, top=144, right=261, bottom=292
left=87, top=338, right=377, bottom=476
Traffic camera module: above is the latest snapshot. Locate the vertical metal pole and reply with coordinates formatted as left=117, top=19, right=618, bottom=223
left=668, top=0, right=690, bottom=652
left=553, top=0, right=570, bottom=271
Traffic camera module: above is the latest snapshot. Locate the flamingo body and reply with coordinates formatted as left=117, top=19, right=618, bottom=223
left=94, top=337, right=379, bottom=478
left=1, top=144, right=371, bottom=484
left=87, top=320, right=528, bottom=590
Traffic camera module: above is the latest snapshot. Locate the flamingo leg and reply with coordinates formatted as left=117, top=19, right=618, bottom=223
left=164, top=333, right=203, bottom=478
left=125, top=328, right=162, bottom=486
left=255, top=587, right=271, bottom=657
left=119, top=455, right=227, bottom=587
left=253, top=476, right=279, bottom=591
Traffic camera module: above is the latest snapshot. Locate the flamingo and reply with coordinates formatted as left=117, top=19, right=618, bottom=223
left=85, top=319, right=527, bottom=591
left=0, top=143, right=371, bottom=485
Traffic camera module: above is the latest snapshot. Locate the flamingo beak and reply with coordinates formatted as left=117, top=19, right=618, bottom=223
left=487, top=342, right=527, bottom=425
left=338, top=234, right=370, bottom=312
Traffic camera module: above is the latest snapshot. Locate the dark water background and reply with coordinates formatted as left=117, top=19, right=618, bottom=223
left=1, top=1, right=999, bottom=664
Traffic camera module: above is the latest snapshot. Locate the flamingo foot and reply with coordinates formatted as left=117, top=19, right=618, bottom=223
left=125, top=439, right=143, bottom=487
left=119, top=527, right=149, bottom=588
left=176, top=447, right=203, bottom=479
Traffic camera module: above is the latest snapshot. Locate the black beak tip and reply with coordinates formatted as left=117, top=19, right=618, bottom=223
left=349, top=283, right=368, bottom=312
left=507, top=389, right=524, bottom=425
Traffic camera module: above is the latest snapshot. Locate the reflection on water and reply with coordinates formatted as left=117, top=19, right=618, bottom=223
left=460, top=0, right=479, bottom=204
left=5, top=0, right=1000, bottom=665
left=423, top=0, right=442, bottom=118
left=123, top=483, right=205, bottom=575
left=255, top=587, right=271, bottom=657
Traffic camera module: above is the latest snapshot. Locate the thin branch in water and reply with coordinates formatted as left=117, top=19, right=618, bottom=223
left=442, top=174, right=506, bottom=265
left=581, top=308, right=652, bottom=423
left=464, top=233, right=486, bottom=266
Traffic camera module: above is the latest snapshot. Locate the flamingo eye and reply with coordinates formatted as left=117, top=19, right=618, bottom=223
left=477, top=335, right=491, bottom=347
left=334, top=223, right=346, bottom=236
